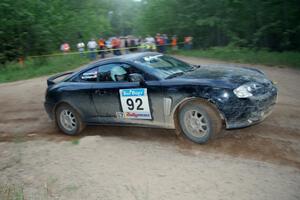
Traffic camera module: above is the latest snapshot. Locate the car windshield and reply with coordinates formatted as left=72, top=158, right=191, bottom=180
left=136, top=55, right=194, bottom=79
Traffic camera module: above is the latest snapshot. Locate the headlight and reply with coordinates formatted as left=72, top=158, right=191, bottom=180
left=233, top=82, right=261, bottom=98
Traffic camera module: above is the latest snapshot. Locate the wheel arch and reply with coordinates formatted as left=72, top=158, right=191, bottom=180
left=53, top=101, right=84, bottom=122
left=171, top=97, right=226, bottom=134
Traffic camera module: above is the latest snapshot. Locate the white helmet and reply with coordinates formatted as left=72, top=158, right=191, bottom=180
left=111, top=66, right=127, bottom=81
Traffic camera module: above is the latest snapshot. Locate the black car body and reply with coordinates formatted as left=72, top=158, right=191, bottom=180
left=44, top=52, right=277, bottom=143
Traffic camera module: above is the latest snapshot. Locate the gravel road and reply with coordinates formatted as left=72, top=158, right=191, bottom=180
left=0, top=56, right=299, bottom=199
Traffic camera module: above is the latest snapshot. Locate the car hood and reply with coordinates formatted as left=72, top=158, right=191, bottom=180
left=179, top=65, right=269, bottom=87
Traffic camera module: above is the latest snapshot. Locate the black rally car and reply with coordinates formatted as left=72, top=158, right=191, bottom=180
left=44, top=52, right=277, bottom=144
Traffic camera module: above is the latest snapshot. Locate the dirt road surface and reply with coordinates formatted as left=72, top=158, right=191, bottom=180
left=0, top=56, right=299, bottom=199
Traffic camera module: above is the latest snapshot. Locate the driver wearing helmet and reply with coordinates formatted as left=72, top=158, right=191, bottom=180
left=110, top=66, right=127, bottom=82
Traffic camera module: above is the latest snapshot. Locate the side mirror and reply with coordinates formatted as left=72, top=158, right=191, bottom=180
left=129, top=73, right=145, bottom=84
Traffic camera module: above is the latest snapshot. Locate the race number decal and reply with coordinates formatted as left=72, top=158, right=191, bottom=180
left=119, top=88, right=152, bottom=119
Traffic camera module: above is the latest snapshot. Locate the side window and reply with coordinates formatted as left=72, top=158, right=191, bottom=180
left=98, top=64, right=116, bottom=82
left=122, top=64, right=156, bottom=81
left=80, top=64, right=117, bottom=82
left=122, top=64, right=141, bottom=75
left=80, top=63, right=156, bottom=82
left=108, top=63, right=146, bottom=82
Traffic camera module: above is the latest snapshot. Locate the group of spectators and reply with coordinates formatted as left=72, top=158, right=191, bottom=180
left=60, top=34, right=193, bottom=60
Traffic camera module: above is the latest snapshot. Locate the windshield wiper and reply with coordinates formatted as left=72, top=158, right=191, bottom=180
left=165, top=72, right=184, bottom=79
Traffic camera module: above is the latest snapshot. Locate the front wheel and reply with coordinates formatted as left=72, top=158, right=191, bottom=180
left=55, top=104, right=85, bottom=135
left=177, top=101, right=222, bottom=144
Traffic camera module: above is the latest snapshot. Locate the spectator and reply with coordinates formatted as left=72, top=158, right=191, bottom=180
left=87, top=38, right=98, bottom=60
left=184, top=36, right=193, bottom=50
left=76, top=41, right=85, bottom=56
left=111, top=37, right=122, bottom=56
left=156, top=33, right=164, bottom=53
left=116, top=37, right=122, bottom=55
left=155, top=33, right=160, bottom=46
left=162, top=34, right=168, bottom=53
left=137, top=36, right=142, bottom=51
left=163, top=34, right=169, bottom=45
left=145, top=35, right=155, bottom=44
left=60, top=42, right=70, bottom=53
left=171, top=35, right=178, bottom=51
left=129, top=37, right=137, bottom=52
left=98, top=38, right=106, bottom=58
left=111, top=37, right=119, bottom=56
left=124, top=38, right=129, bottom=54
left=111, top=38, right=117, bottom=55
left=144, top=35, right=156, bottom=52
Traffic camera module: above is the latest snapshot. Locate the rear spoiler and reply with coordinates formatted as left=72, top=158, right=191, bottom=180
left=47, top=71, right=74, bottom=86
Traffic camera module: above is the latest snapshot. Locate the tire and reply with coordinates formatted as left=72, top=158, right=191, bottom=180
left=55, top=104, right=85, bottom=135
left=176, top=100, right=222, bottom=144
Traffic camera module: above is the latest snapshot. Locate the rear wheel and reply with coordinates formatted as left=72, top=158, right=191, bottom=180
left=55, top=104, right=85, bottom=135
left=177, top=100, right=222, bottom=144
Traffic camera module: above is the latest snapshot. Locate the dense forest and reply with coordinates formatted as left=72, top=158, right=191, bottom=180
left=0, top=0, right=141, bottom=63
left=138, top=0, right=300, bottom=51
left=1, top=0, right=299, bottom=63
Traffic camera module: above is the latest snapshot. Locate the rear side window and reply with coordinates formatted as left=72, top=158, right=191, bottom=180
left=80, top=63, right=120, bottom=82
left=81, top=68, right=98, bottom=81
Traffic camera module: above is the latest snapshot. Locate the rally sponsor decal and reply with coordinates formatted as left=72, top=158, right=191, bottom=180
left=119, top=88, right=152, bottom=119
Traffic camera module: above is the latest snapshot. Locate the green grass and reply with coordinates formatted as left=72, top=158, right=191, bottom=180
left=1, top=47, right=299, bottom=84
left=71, top=139, right=80, bottom=145
left=0, top=184, right=24, bottom=200
left=0, top=54, right=90, bottom=83
left=175, top=47, right=300, bottom=68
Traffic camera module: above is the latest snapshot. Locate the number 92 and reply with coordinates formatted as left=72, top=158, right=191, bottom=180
left=126, top=98, right=143, bottom=111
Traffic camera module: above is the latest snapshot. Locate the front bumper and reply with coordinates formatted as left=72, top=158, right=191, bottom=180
left=222, top=86, right=277, bottom=129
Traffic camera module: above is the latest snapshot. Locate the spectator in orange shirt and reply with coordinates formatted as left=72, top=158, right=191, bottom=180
left=111, top=37, right=122, bottom=56
left=156, top=33, right=164, bottom=53
left=171, top=35, right=177, bottom=51
left=98, top=38, right=106, bottom=58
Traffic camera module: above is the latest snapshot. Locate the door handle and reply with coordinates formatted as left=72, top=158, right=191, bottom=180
left=95, top=90, right=107, bottom=95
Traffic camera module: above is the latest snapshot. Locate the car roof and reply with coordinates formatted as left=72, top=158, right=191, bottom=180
left=121, top=52, right=162, bottom=61
left=92, top=52, right=162, bottom=65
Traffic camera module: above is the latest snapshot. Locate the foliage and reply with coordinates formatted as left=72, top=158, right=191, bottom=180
left=175, top=47, right=300, bottom=68
left=0, top=0, right=142, bottom=64
left=0, top=0, right=299, bottom=68
left=137, top=0, right=300, bottom=51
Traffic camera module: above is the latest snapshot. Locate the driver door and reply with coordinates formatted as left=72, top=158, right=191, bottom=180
left=91, top=63, right=165, bottom=127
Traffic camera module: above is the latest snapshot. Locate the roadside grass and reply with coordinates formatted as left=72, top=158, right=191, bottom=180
left=71, top=139, right=80, bottom=145
left=174, top=47, right=300, bottom=68
left=1, top=47, right=299, bottom=84
left=0, top=184, right=24, bottom=200
left=0, top=54, right=90, bottom=83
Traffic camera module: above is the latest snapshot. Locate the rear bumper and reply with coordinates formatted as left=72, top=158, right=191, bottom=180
left=44, top=102, right=55, bottom=120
